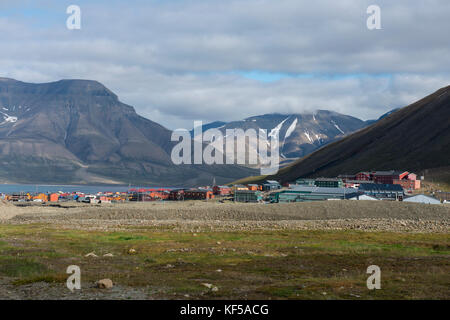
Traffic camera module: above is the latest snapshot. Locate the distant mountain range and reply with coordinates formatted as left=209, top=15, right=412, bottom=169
left=242, top=86, right=450, bottom=184
left=0, top=76, right=416, bottom=186
left=192, top=111, right=371, bottom=159
left=0, top=78, right=254, bottom=186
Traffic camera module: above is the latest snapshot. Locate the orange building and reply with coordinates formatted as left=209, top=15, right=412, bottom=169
left=33, top=193, right=48, bottom=202
left=49, top=193, right=59, bottom=202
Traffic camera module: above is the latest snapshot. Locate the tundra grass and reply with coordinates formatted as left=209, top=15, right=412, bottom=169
left=0, top=224, right=448, bottom=299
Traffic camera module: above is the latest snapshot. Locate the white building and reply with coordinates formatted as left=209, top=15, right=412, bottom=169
left=403, top=194, right=441, bottom=204
left=349, top=194, right=379, bottom=201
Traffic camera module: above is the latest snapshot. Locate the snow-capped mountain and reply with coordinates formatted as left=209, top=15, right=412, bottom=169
left=197, top=111, right=368, bottom=159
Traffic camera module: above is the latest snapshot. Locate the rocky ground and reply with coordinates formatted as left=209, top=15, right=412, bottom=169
left=0, top=200, right=448, bottom=300
left=1, top=200, right=449, bottom=233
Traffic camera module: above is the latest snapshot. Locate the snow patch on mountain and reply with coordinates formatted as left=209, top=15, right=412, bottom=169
left=269, top=117, right=289, bottom=138
left=304, top=131, right=313, bottom=143
left=0, top=111, right=18, bottom=124
left=331, top=120, right=345, bottom=134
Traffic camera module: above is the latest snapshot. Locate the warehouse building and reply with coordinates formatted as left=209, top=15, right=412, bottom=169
left=234, top=190, right=263, bottom=203
left=359, top=183, right=404, bottom=200
left=314, top=178, right=344, bottom=188
left=262, top=180, right=281, bottom=191
left=271, top=186, right=359, bottom=203
left=295, top=178, right=315, bottom=186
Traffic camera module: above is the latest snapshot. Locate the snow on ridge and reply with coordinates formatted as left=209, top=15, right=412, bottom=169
left=269, top=116, right=289, bottom=138
left=284, top=118, right=298, bottom=140
left=331, top=120, right=345, bottom=134
left=0, top=111, right=18, bottom=124
left=304, top=131, right=313, bottom=143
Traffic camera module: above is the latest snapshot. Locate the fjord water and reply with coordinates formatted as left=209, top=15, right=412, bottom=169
left=0, top=184, right=139, bottom=194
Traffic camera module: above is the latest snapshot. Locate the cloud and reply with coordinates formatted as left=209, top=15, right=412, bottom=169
left=0, top=0, right=449, bottom=129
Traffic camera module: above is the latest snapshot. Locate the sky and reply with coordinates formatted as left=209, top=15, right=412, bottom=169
left=0, top=0, right=449, bottom=129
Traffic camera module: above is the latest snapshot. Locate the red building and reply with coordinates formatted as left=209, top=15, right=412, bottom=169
left=372, top=171, right=409, bottom=184
left=393, top=172, right=421, bottom=190
left=169, top=189, right=185, bottom=200
left=355, top=172, right=371, bottom=181
left=184, top=190, right=214, bottom=200
left=213, top=185, right=232, bottom=196
left=247, top=184, right=260, bottom=191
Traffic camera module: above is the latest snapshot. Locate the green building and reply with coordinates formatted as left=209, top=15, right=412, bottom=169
left=234, top=190, right=263, bottom=203
left=271, top=186, right=358, bottom=203
left=314, top=178, right=343, bottom=188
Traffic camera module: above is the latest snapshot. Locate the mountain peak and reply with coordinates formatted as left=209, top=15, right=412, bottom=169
left=49, top=79, right=118, bottom=99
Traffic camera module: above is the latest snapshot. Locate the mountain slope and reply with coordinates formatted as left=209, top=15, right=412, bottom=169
left=246, top=86, right=450, bottom=184
left=0, top=78, right=255, bottom=186
left=196, top=111, right=368, bottom=160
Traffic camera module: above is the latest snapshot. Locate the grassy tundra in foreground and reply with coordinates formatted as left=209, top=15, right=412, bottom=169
left=0, top=225, right=448, bottom=300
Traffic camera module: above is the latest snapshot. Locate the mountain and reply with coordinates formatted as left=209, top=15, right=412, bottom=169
left=249, top=86, right=450, bottom=184
left=196, top=111, right=368, bottom=159
left=190, top=121, right=226, bottom=136
left=0, top=78, right=255, bottom=186
left=365, top=108, right=400, bottom=126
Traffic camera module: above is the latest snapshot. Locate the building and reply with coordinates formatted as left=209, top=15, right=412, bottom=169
left=213, top=185, right=232, bottom=196
left=262, top=180, right=281, bottom=191
left=344, top=180, right=374, bottom=188
left=271, top=186, right=359, bottom=203
left=358, top=183, right=404, bottom=200
left=355, top=172, right=371, bottom=181
left=372, top=171, right=409, bottom=184
left=393, top=173, right=421, bottom=190
left=33, top=193, right=48, bottom=202
left=246, top=184, right=260, bottom=191
left=338, top=174, right=356, bottom=181
left=49, top=193, right=59, bottom=202
left=184, top=189, right=214, bottom=200
left=295, top=178, right=315, bottom=186
left=234, top=190, right=263, bottom=203
left=232, top=185, right=249, bottom=192
left=349, top=194, right=379, bottom=201
left=435, top=192, right=450, bottom=202
left=314, top=178, right=343, bottom=188
left=403, top=194, right=441, bottom=204
left=168, top=189, right=185, bottom=200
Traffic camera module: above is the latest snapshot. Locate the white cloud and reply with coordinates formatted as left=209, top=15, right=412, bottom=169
left=0, top=0, right=449, bottom=129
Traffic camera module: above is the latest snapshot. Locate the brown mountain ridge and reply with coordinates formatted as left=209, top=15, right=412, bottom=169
left=241, top=85, right=450, bottom=184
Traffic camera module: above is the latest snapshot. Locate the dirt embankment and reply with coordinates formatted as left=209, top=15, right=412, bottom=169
left=2, top=200, right=449, bottom=233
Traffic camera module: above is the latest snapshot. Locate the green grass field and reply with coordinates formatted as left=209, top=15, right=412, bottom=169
left=0, top=224, right=448, bottom=299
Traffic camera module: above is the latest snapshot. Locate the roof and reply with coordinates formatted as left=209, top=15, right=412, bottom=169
left=345, top=180, right=375, bottom=184
left=289, top=186, right=359, bottom=195
left=315, top=177, right=343, bottom=182
left=349, top=194, right=379, bottom=200
left=235, top=190, right=261, bottom=194
left=373, top=170, right=408, bottom=176
left=404, top=194, right=441, bottom=204
left=359, top=183, right=404, bottom=191
left=265, top=180, right=280, bottom=184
